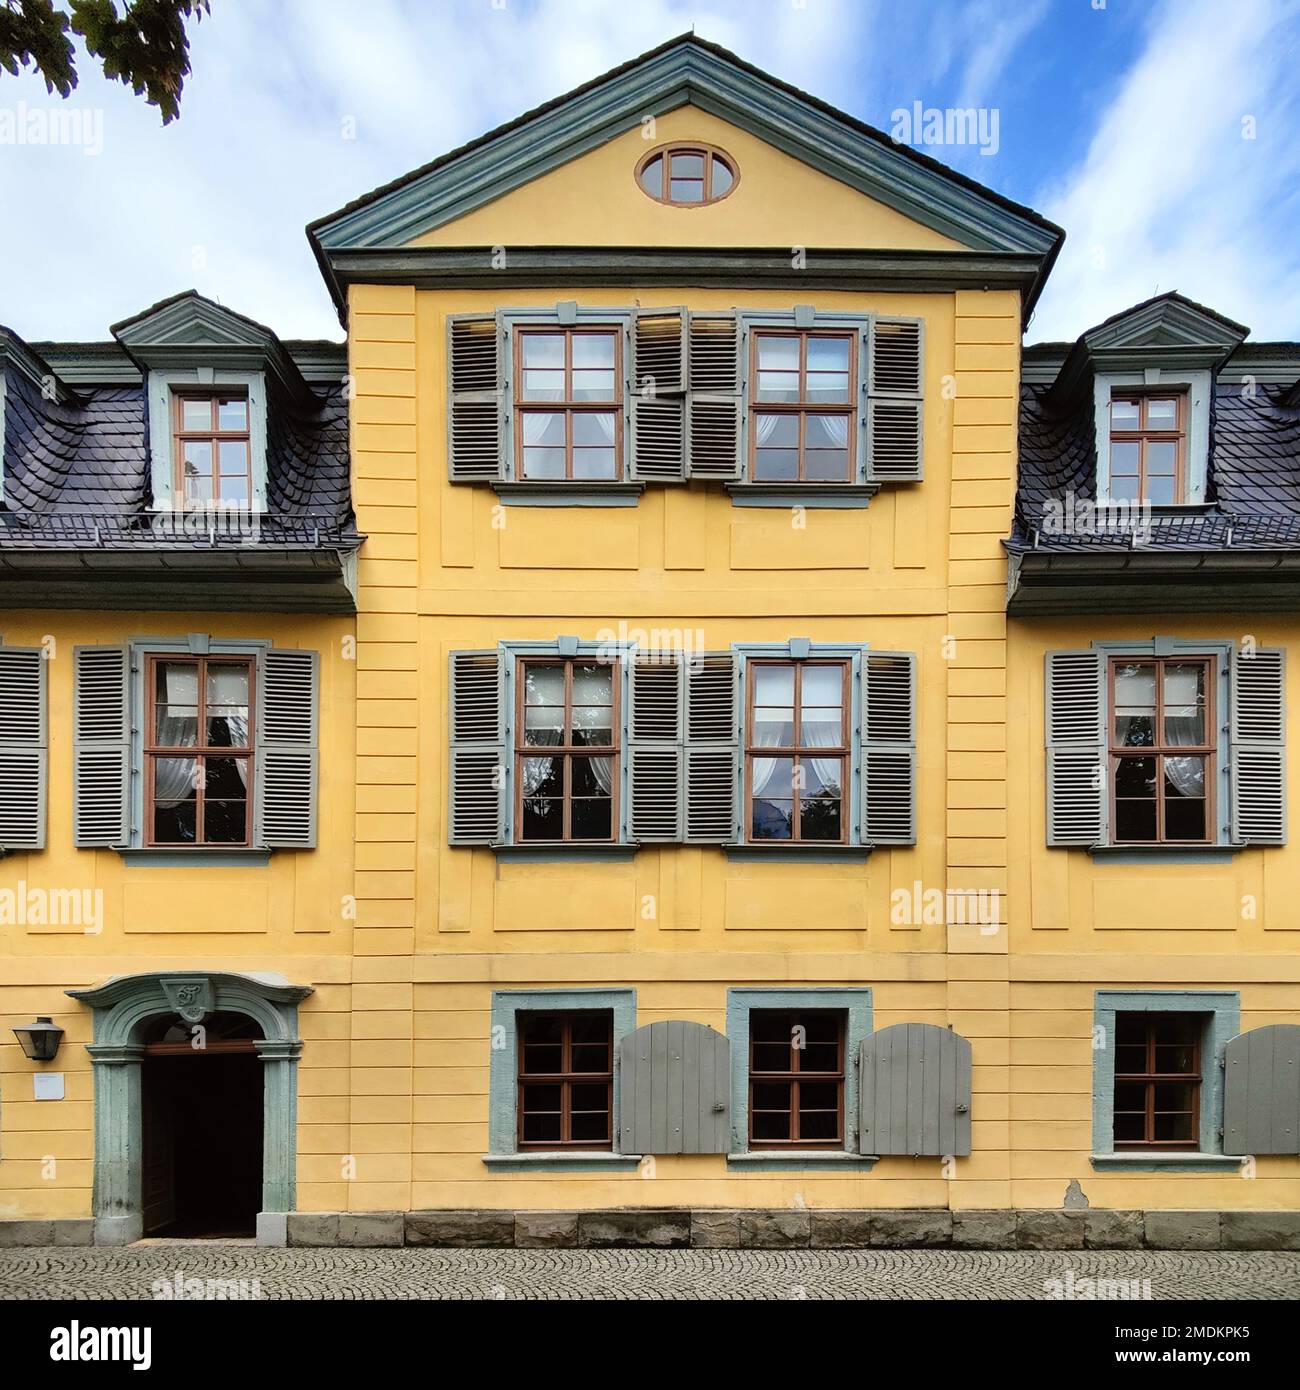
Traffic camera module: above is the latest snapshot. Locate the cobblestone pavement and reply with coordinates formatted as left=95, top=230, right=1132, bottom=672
left=1, top=1245, right=1298, bottom=1299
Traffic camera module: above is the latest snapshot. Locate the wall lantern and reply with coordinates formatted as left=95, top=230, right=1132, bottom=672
left=13, top=1017, right=64, bottom=1062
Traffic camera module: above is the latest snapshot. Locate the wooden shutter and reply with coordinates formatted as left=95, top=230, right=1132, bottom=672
left=863, top=650, right=916, bottom=845
left=866, top=316, right=924, bottom=482
left=618, top=1021, right=730, bottom=1154
left=686, top=312, right=742, bottom=481
left=256, top=648, right=318, bottom=849
left=73, top=645, right=130, bottom=848
left=627, top=654, right=683, bottom=842
left=683, top=650, right=739, bottom=842
left=0, top=645, right=46, bottom=850
left=447, top=313, right=503, bottom=482
left=1045, top=649, right=1106, bottom=847
left=630, top=308, right=687, bottom=483
left=448, top=648, right=505, bottom=845
left=859, top=1023, right=972, bottom=1157
left=1223, top=1024, right=1300, bottom=1155
left=1231, top=645, right=1286, bottom=845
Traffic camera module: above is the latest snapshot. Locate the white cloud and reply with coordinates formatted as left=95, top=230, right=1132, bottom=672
left=1030, top=0, right=1300, bottom=342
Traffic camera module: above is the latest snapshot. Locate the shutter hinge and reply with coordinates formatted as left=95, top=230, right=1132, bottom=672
left=1218, top=1055, right=1226, bottom=1070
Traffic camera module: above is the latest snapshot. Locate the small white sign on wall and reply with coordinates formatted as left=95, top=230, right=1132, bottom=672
left=33, top=1073, right=65, bottom=1101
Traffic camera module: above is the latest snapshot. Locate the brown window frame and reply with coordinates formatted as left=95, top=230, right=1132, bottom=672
left=144, top=653, right=255, bottom=849
left=515, top=656, right=620, bottom=844
left=745, top=658, right=850, bottom=845
left=749, top=328, right=857, bottom=484
left=513, top=326, right=623, bottom=483
left=1112, top=1012, right=1203, bottom=1150
left=1108, top=390, right=1187, bottom=505
left=1108, top=655, right=1214, bottom=846
left=747, top=1009, right=846, bottom=1149
left=171, top=390, right=252, bottom=508
left=517, top=1010, right=614, bottom=1150
left=635, top=141, right=739, bottom=207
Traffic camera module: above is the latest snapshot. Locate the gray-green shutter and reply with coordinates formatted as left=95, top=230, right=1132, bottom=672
left=863, top=650, right=916, bottom=845
left=449, top=648, right=505, bottom=845
left=866, top=316, right=924, bottom=482
left=627, top=654, right=683, bottom=842
left=1046, top=648, right=1106, bottom=847
left=859, top=1022, right=972, bottom=1157
left=1230, top=645, right=1286, bottom=845
left=686, top=311, right=742, bottom=481
left=1223, top=1024, right=1300, bottom=1155
left=0, top=645, right=46, bottom=850
left=256, top=648, right=318, bottom=849
left=683, top=651, right=739, bottom=842
left=630, top=308, right=687, bottom=483
left=73, top=645, right=129, bottom=848
left=447, top=313, right=503, bottom=482
left=618, top=1020, right=730, bottom=1154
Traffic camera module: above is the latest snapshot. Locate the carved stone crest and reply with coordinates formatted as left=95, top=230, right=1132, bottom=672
left=160, top=977, right=214, bottom=1025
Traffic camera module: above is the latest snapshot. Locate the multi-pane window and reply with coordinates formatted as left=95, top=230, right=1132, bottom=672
left=146, top=655, right=253, bottom=847
left=1110, top=657, right=1213, bottom=843
left=750, top=330, right=855, bottom=482
left=517, top=657, right=618, bottom=842
left=173, top=392, right=251, bottom=506
left=1113, top=1012, right=1202, bottom=1148
left=515, top=328, right=621, bottom=481
left=1109, top=393, right=1185, bottom=505
left=517, top=1011, right=614, bottom=1148
left=747, top=660, right=848, bottom=843
left=637, top=144, right=737, bottom=205
left=749, top=1010, right=845, bottom=1147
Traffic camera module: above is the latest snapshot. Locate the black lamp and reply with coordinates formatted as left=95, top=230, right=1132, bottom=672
left=13, top=1017, right=64, bottom=1062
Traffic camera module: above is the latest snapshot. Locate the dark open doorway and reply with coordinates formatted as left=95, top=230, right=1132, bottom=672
left=141, top=1012, right=264, bottom=1238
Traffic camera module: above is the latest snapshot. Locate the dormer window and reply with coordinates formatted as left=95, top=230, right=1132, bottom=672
left=1107, top=392, right=1186, bottom=505
left=636, top=143, right=737, bottom=206
left=173, top=391, right=252, bottom=506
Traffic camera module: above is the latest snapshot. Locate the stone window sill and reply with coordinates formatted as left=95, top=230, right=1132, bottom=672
left=1090, top=1152, right=1244, bottom=1172
left=726, top=483, right=879, bottom=509
left=1089, top=847, right=1237, bottom=864
left=482, top=1152, right=642, bottom=1173
left=727, top=1150, right=878, bottom=1172
left=492, top=482, right=644, bottom=508
left=117, top=847, right=272, bottom=867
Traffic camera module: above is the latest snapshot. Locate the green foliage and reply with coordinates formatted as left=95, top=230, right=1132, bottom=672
left=0, top=0, right=209, bottom=122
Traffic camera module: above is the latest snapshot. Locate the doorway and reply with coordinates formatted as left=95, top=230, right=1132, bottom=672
left=141, top=1012, right=264, bottom=1238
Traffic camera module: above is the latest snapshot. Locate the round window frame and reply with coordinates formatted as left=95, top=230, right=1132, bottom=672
left=635, top=142, right=740, bottom=208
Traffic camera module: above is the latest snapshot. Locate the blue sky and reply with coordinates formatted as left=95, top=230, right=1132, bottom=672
left=1, top=0, right=1298, bottom=344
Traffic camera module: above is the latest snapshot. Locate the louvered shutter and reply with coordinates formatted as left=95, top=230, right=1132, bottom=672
left=0, top=645, right=46, bottom=850
left=256, top=648, right=318, bottom=849
left=447, top=313, right=503, bottom=482
left=1231, top=645, right=1286, bottom=845
left=449, top=648, right=505, bottom=845
left=683, top=651, right=739, bottom=842
left=686, top=312, right=742, bottom=481
left=627, top=654, right=683, bottom=842
left=1223, top=1024, right=1300, bottom=1155
left=863, top=650, right=916, bottom=846
left=73, top=645, right=130, bottom=848
left=866, top=316, right=924, bottom=482
left=630, top=308, right=687, bottom=483
left=1045, top=649, right=1106, bottom=847
left=859, top=1023, right=972, bottom=1157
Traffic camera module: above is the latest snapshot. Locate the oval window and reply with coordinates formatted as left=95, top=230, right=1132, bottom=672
left=637, top=144, right=738, bottom=206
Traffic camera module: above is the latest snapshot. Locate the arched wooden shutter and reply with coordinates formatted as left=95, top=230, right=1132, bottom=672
left=630, top=308, right=687, bottom=483
left=1223, top=1024, right=1300, bottom=1154
left=1046, top=648, right=1106, bottom=847
left=256, top=648, right=319, bottom=849
left=686, top=312, right=742, bottom=481
left=1231, top=645, right=1286, bottom=845
left=863, top=650, right=916, bottom=845
left=447, top=313, right=503, bottom=482
left=866, top=316, right=924, bottom=482
left=618, top=1021, right=730, bottom=1154
left=627, top=654, right=683, bottom=842
left=448, top=648, right=505, bottom=845
left=73, top=645, right=129, bottom=848
left=859, top=1022, right=972, bottom=1157
left=683, top=651, right=739, bottom=843
left=0, top=644, right=46, bottom=850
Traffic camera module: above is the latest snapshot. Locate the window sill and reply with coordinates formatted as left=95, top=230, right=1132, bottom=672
left=1089, top=847, right=1237, bottom=865
left=727, top=1150, right=878, bottom=1172
left=726, top=845, right=870, bottom=863
left=492, top=482, right=644, bottom=508
left=726, top=483, right=879, bottom=509
left=482, top=1152, right=643, bottom=1172
left=1089, top=1152, right=1244, bottom=1172
left=117, top=847, right=271, bottom=867
left=491, top=843, right=637, bottom=863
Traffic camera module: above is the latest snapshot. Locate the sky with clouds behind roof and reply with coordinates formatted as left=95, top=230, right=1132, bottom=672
left=1, top=0, right=1298, bottom=346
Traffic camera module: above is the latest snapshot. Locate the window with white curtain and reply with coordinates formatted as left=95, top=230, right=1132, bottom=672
left=513, top=326, right=622, bottom=481
left=749, top=329, right=856, bottom=483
